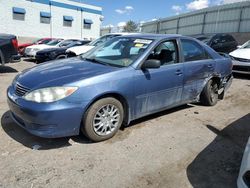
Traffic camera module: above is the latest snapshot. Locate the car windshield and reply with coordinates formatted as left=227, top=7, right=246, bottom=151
left=81, top=37, right=153, bottom=67
left=88, top=35, right=121, bottom=46
left=47, top=39, right=62, bottom=46
left=241, top=40, right=250, bottom=49
left=57, top=40, right=76, bottom=47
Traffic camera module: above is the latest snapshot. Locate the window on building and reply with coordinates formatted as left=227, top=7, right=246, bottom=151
left=83, top=19, right=93, bottom=29
left=181, top=39, right=211, bottom=62
left=63, top=16, right=73, bottom=27
left=12, top=7, right=26, bottom=21
left=40, top=11, right=51, bottom=24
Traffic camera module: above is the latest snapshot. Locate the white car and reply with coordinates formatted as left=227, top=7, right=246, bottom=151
left=238, top=137, right=250, bottom=188
left=66, top=33, right=138, bottom=56
left=229, top=40, right=250, bottom=75
left=24, top=39, right=63, bottom=58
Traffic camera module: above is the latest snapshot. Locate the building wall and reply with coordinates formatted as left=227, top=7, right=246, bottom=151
left=0, top=0, right=102, bottom=41
left=141, top=1, right=250, bottom=40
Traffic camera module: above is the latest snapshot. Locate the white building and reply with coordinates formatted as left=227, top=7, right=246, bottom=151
left=0, top=0, right=102, bottom=41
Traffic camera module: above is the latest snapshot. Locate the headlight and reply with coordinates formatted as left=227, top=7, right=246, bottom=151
left=24, top=87, right=78, bottom=103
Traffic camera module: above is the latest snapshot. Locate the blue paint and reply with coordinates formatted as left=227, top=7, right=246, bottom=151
left=7, top=35, right=233, bottom=139
left=84, top=19, right=93, bottom=24
left=33, top=0, right=102, bottom=15
left=13, top=7, right=26, bottom=14
left=63, top=15, right=74, bottom=21
left=40, top=11, right=51, bottom=18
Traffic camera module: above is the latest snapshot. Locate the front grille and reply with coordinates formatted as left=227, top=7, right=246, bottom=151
left=233, top=65, right=250, bottom=72
left=15, top=83, right=30, bottom=96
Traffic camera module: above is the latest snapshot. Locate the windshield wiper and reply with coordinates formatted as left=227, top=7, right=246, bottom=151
left=83, top=58, right=111, bottom=66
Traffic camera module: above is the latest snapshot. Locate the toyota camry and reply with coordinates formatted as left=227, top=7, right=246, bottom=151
left=7, top=34, right=233, bottom=142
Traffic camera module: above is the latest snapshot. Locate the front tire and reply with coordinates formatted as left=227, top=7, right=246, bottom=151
left=200, top=79, right=218, bottom=106
left=81, top=97, right=124, bottom=142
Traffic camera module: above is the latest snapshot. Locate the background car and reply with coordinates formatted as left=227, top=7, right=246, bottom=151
left=229, top=40, right=250, bottom=75
left=7, top=34, right=233, bottom=142
left=66, top=33, right=137, bottom=57
left=0, top=33, right=19, bottom=65
left=24, top=38, right=63, bottom=58
left=35, top=39, right=90, bottom=63
left=18, top=38, right=54, bottom=56
left=194, top=33, right=238, bottom=54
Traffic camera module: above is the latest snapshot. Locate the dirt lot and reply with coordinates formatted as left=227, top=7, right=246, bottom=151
left=0, top=60, right=249, bottom=188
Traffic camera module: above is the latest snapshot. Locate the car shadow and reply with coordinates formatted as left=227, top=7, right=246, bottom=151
left=187, top=113, right=250, bottom=188
left=1, top=111, right=92, bottom=150
left=0, top=66, right=18, bottom=73
left=22, top=58, right=37, bottom=63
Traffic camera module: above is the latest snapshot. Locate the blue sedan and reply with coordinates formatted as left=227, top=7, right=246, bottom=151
left=7, top=34, right=233, bottom=142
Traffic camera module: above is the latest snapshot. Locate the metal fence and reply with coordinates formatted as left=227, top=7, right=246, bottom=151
left=141, top=1, right=250, bottom=35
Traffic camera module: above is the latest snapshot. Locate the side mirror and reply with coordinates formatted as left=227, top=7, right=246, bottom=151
left=237, top=45, right=242, bottom=49
left=142, top=59, right=161, bottom=69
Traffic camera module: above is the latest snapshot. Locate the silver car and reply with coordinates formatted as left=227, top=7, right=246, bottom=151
left=238, top=137, right=250, bottom=188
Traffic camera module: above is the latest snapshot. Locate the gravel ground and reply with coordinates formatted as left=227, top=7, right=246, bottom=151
left=0, top=60, right=249, bottom=188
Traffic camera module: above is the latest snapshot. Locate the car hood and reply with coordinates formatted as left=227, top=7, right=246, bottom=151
left=229, top=48, right=250, bottom=59
left=66, top=45, right=95, bottom=55
left=16, top=57, right=118, bottom=89
left=26, top=44, right=56, bottom=50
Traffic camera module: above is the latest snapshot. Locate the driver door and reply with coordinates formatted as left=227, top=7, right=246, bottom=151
left=133, top=40, right=184, bottom=118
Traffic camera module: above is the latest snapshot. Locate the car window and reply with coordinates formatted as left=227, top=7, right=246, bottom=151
left=181, top=39, right=210, bottom=62
left=147, top=40, right=178, bottom=66
left=41, top=39, right=51, bottom=44
left=225, top=35, right=236, bottom=42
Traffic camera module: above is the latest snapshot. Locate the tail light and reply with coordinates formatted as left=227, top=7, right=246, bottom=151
left=12, top=38, right=18, bottom=50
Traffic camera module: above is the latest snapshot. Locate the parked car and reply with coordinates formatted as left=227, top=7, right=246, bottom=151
left=0, top=33, right=19, bottom=65
left=24, top=38, right=63, bottom=58
left=229, top=40, right=250, bottom=75
left=18, top=38, right=54, bottom=56
left=238, top=137, right=250, bottom=188
left=7, top=34, right=233, bottom=142
left=66, top=33, right=137, bottom=57
left=194, top=33, right=238, bottom=54
left=36, top=40, right=90, bottom=63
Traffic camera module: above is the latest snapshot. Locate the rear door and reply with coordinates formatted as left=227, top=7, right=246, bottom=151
left=181, top=39, right=215, bottom=103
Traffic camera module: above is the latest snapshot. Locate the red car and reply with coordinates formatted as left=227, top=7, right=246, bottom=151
left=18, top=38, right=54, bottom=56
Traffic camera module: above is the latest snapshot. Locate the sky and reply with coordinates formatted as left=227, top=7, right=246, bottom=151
left=81, top=0, right=247, bottom=27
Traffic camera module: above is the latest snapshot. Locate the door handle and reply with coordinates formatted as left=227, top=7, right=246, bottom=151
left=175, top=69, right=182, bottom=75
left=207, top=64, right=213, bottom=68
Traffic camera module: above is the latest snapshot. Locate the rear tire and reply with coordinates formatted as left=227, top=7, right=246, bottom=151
left=200, top=79, right=218, bottom=106
left=81, top=97, right=124, bottom=142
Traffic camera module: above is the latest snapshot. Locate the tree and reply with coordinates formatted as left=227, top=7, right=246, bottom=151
left=123, top=20, right=138, bottom=32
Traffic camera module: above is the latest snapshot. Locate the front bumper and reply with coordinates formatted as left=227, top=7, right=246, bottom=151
left=232, top=60, right=250, bottom=75
left=237, top=137, right=250, bottom=188
left=7, top=86, right=87, bottom=138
